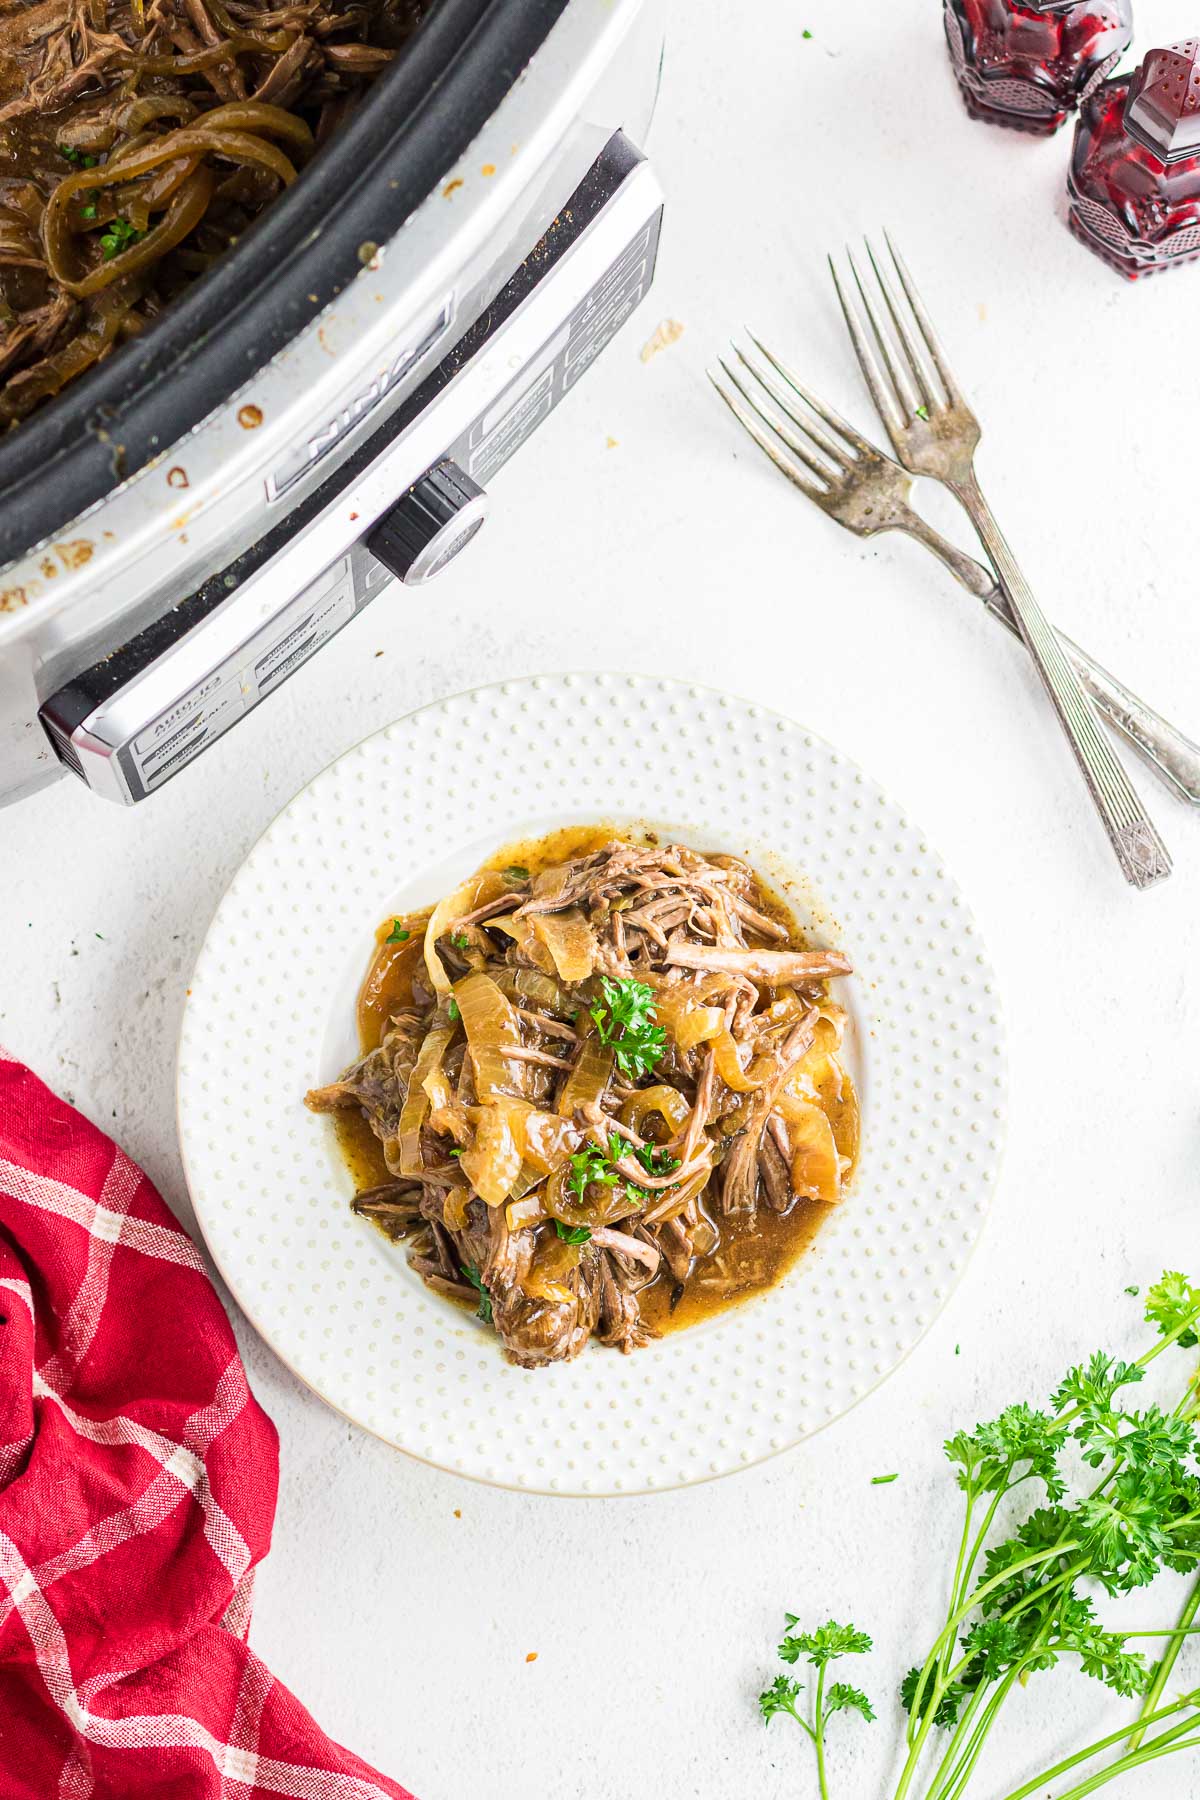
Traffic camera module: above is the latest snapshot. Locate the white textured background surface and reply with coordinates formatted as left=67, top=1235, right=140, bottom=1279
left=3, top=0, right=1200, bottom=1795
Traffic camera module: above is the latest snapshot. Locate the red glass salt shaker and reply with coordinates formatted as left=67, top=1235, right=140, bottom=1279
left=1069, top=41, right=1200, bottom=278
left=944, top=0, right=1133, bottom=135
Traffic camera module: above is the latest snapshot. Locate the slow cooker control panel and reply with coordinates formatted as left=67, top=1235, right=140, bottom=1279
left=40, top=134, right=663, bottom=805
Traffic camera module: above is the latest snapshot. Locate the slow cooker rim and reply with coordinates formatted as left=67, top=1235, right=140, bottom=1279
left=0, top=0, right=572, bottom=560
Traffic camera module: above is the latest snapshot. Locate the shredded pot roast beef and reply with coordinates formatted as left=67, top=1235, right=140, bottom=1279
left=306, top=840, right=857, bottom=1369
left=0, top=0, right=430, bottom=424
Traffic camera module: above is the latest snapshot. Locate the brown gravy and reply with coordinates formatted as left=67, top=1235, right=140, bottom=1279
left=334, top=824, right=858, bottom=1336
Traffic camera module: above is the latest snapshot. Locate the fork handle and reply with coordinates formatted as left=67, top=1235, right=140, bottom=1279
left=998, top=607, right=1200, bottom=810
left=901, top=513, right=1200, bottom=807
left=951, top=471, right=1172, bottom=889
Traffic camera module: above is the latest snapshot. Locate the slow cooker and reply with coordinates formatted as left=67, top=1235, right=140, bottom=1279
left=0, top=0, right=664, bottom=807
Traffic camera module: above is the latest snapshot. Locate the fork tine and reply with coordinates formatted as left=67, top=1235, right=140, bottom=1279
left=847, top=246, right=922, bottom=419
left=707, top=367, right=827, bottom=503
left=716, top=355, right=837, bottom=485
left=732, top=344, right=851, bottom=470
left=742, top=329, right=876, bottom=460
left=828, top=254, right=907, bottom=445
left=864, top=238, right=937, bottom=411
left=737, top=340, right=849, bottom=464
left=883, top=231, right=966, bottom=405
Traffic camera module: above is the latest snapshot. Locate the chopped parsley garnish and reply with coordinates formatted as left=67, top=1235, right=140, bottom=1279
left=565, top=1133, right=661, bottom=1211
left=915, top=403, right=930, bottom=421
left=448, top=1147, right=462, bottom=1159
left=386, top=919, right=410, bottom=943
left=99, top=217, right=143, bottom=260
left=566, top=1140, right=621, bottom=1205
left=589, top=976, right=666, bottom=1080
left=463, top=1262, right=492, bottom=1324
left=633, top=1142, right=680, bottom=1179
left=450, top=932, right=470, bottom=951
left=80, top=204, right=97, bottom=220
left=447, top=998, right=461, bottom=1023
left=60, top=146, right=98, bottom=166
left=504, top=864, right=530, bottom=881
left=554, top=1221, right=592, bottom=1244
left=1125, top=1284, right=1140, bottom=1296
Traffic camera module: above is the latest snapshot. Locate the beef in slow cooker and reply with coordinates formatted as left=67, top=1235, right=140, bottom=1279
left=0, top=0, right=431, bottom=426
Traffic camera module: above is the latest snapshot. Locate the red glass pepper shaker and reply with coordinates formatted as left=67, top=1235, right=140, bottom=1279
left=1069, top=41, right=1200, bottom=278
left=944, top=0, right=1133, bottom=135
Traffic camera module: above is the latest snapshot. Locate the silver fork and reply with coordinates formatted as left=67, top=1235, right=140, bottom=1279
left=830, top=235, right=1171, bottom=890
left=708, top=338, right=1200, bottom=809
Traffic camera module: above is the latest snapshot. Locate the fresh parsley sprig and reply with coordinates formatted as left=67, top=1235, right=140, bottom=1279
left=755, top=1270, right=1200, bottom=1800
left=589, top=976, right=666, bottom=1080
left=760, top=1617, right=875, bottom=1800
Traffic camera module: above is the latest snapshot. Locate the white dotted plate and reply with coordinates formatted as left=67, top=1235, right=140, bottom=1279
left=177, top=674, right=1006, bottom=1495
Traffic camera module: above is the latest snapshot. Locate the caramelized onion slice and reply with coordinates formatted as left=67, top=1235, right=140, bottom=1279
left=47, top=163, right=213, bottom=297
left=177, top=100, right=314, bottom=147
left=505, top=1194, right=544, bottom=1233
left=781, top=1007, right=850, bottom=1104
left=776, top=1097, right=841, bottom=1203
left=395, top=1025, right=454, bottom=1179
left=655, top=986, right=725, bottom=1053
left=423, top=879, right=478, bottom=997
left=203, top=0, right=297, bottom=53
left=460, top=1103, right=522, bottom=1207
left=507, top=1159, right=546, bottom=1203
left=43, top=120, right=305, bottom=299
left=530, top=907, right=597, bottom=983
left=675, top=1006, right=724, bottom=1052
left=520, top=1235, right=581, bottom=1304
left=619, top=1084, right=691, bottom=1139
left=480, top=912, right=554, bottom=975
left=454, top=971, right=524, bottom=1100
left=422, top=872, right=507, bottom=996
left=556, top=1033, right=614, bottom=1120
left=710, top=1030, right=770, bottom=1094
left=117, top=94, right=199, bottom=133
left=443, top=1188, right=472, bottom=1233
left=520, top=1110, right=581, bottom=1175
left=423, top=1067, right=471, bottom=1144
left=482, top=915, right=520, bottom=936
left=494, top=965, right=576, bottom=1019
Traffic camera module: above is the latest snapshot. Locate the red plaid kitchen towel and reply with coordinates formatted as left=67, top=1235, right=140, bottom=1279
left=0, top=1050, right=415, bottom=1800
